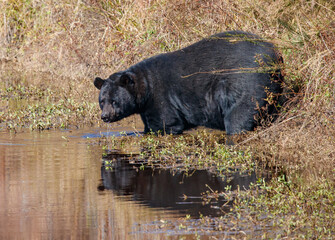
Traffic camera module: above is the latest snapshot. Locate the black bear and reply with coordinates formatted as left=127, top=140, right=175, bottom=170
left=94, top=31, right=283, bottom=136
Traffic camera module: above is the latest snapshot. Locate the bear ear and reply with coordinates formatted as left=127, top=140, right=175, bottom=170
left=94, top=77, right=104, bottom=90
left=119, top=72, right=135, bottom=88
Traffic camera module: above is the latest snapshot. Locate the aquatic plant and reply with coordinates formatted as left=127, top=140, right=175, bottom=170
left=1, top=0, right=334, bottom=238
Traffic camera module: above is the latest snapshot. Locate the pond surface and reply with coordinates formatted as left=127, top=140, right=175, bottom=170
left=0, top=128, right=259, bottom=239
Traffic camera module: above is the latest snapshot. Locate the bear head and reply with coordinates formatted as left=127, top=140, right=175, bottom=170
left=94, top=72, right=139, bottom=123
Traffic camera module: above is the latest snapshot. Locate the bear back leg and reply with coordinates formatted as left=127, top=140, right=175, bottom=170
left=223, top=97, right=258, bottom=135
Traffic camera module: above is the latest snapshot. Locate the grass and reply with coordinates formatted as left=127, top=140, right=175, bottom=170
left=0, top=68, right=99, bottom=130
left=97, top=127, right=334, bottom=238
left=1, top=0, right=334, bottom=238
left=99, top=129, right=256, bottom=175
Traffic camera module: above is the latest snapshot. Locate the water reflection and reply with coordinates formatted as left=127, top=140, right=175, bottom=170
left=99, top=153, right=257, bottom=217
left=0, top=129, right=105, bottom=240
left=80, top=131, right=141, bottom=138
left=0, top=128, right=265, bottom=239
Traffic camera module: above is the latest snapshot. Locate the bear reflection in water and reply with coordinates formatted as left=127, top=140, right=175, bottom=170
left=98, top=153, right=259, bottom=217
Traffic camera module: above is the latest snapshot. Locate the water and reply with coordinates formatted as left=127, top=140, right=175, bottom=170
left=0, top=128, right=259, bottom=239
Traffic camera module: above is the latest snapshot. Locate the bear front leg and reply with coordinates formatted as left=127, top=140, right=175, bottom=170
left=140, top=113, right=184, bottom=134
left=140, top=114, right=150, bottom=133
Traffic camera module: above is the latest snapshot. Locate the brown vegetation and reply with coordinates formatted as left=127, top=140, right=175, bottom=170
left=1, top=0, right=334, bottom=238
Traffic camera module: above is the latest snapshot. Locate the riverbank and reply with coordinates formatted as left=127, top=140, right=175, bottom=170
left=1, top=0, right=334, bottom=238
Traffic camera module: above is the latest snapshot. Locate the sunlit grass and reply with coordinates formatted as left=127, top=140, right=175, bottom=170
left=0, top=0, right=334, bottom=237
left=0, top=73, right=99, bottom=130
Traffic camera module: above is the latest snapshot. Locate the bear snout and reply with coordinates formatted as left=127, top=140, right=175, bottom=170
left=100, top=103, right=117, bottom=123
left=101, top=109, right=119, bottom=122
left=101, top=112, right=111, bottom=122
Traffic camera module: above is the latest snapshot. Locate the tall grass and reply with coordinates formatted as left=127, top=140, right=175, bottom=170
left=1, top=0, right=334, bottom=95
left=1, top=0, right=334, bottom=237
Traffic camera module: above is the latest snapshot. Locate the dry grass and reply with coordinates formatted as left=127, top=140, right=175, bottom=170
left=1, top=0, right=335, bottom=237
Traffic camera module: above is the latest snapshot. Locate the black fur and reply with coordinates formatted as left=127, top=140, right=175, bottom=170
left=94, top=31, right=283, bottom=135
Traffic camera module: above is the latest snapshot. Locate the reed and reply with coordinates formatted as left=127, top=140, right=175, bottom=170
left=1, top=0, right=334, bottom=237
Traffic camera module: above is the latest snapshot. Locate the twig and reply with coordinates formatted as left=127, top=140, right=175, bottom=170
left=237, top=114, right=303, bottom=146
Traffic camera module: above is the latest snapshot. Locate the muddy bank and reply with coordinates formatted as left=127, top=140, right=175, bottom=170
left=1, top=0, right=334, bottom=238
